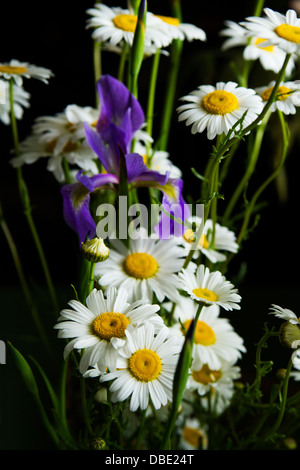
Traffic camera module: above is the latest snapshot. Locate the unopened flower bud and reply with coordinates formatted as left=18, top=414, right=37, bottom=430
left=94, top=386, right=108, bottom=403
left=284, top=437, right=297, bottom=450
left=279, top=321, right=300, bottom=348
left=90, top=437, right=106, bottom=450
left=276, top=368, right=287, bottom=381
left=81, top=237, right=110, bottom=263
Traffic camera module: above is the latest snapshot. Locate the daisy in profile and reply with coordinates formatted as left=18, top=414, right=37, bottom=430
left=54, top=286, right=163, bottom=374
left=177, top=264, right=241, bottom=311
left=168, top=296, right=245, bottom=369
left=177, top=81, right=263, bottom=140
left=0, top=79, right=30, bottom=125
left=178, top=417, right=208, bottom=450
left=220, top=20, right=296, bottom=76
left=95, top=228, right=186, bottom=303
left=241, top=8, right=300, bottom=55
left=10, top=104, right=100, bottom=182
left=179, top=216, right=238, bottom=263
left=154, top=14, right=206, bottom=43
left=256, top=80, right=300, bottom=115
left=0, top=59, right=53, bottom=86
left=86, top=4, right=172, bottom=49
left=269, top=304, right=300, bottom=350
left=188, top=358, right=241, bottom=397
left=100, top=321, right=182, bottom=411
left=134, top=140, right=182, bottom=179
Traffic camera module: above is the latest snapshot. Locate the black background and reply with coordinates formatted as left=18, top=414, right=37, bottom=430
left=0, top=0, right=299, bottom=449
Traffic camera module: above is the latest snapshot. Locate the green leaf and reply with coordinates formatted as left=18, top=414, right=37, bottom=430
left=7, top=341, right=39, bottom=396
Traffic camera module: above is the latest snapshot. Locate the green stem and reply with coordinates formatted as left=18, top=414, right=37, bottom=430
left=160, top=303, right=203, bottom=450
left=9, top=79, right=59, bottom=315
left=222, top=109, right=272, bottom=224
left=263, top=356, right=293, bottom=441
left=146, top=49, right=161, bottom=145
left=0, top=203, right=53, bottom=357
left=236, top=109, right=289, bottom=247
left=93, top=40, right=102, bottom=106
left=118, top=42, right=129, bottom=83
left=212, top=53, right=291, bottom=166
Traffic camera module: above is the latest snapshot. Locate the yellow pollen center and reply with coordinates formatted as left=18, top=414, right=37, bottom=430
left=0, top=65, right=27, bottom=75
left=261, top=85, right=292, bottom=102
left=182, top=319, right=216, bottom=346
left=92, top=312, right=129, bottom=341
left=182, top=427, right=204, bottom=447
left=155, top=15, right=180, bottom=26
left=202, top=90, right=239, bottom=115
left=113, top=14, right=137, bottom=33
left=124, top=252, right=158, bottom=279
left=192, top=364, right=222, bottom=384
left=129, top=349, right=162, bottom=381
left=182, top=229, right=209, bottom=249
left=254, top=37, right=274, bottom=52
left=62, top=140, right=79, bottom=153
left=275, top=23, right=300, bottom=43
left=192, top=287, right=219, bottom=303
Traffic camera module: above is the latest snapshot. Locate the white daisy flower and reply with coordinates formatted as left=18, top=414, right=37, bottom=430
left=269, top=304, right=300, bottom=325
left=86, top=4, right=172, bottom=49
left=95, top=228, right=186, bottom=303
left=188, top=358, right=241, bottom=397
left=199, top=379, right=236, bottom=415
left=100, top=321, right=182, bottom=411
left=54, top=286, right=163, bottom=374
left=177, top=81, right=263, bottom=140
left=0, top=79, right=30, bottom=125
left=256, top=80, right=300, bottom=115
left=154, top=14, right=206, bottom=43
left=241, top=8, right=300, bottom=55
left=0, top=59, right=53, bottom=86
left=179, top=417, right=208, bottom=450
left=176, top=264, right=242, bottom=311
left=220, top=20, right=296, bottom=76
left=10, top=104, right=100, bottom=182
left=134, top=141, right=182, bottom=179
left=168, top=296, right=245, bottom=370
left=179, top=216, right=238, bottom=263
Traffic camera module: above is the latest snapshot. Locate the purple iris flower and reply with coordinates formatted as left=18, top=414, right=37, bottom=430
left=61, top=74, right=188, bottom=243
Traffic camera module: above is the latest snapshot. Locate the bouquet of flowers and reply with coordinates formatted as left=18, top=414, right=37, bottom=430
left=2, top=0, right=300, bottom=452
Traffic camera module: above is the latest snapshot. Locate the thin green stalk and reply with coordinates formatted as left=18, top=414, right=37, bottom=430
left=93, top=39, right=102, bottom=105
left=9, top=79, right=59, bottom=315
left=263, top=356, right=293, bottom=441
left=160, top=303, right=203, bottom=450
left=146, top=49, right=161, bottom=146
left=205, top=53, right=291, bottom=230
left=222, top=109, right=272, bottom=224
left=236, top=109, right=289, bottom=247
left=156, top=1, right=183, bottom=151
left=0, top=204, right=53, bottom=357
left=118, top=42, right=129, bottom=83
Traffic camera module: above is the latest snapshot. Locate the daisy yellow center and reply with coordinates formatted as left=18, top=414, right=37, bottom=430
left=192, top=287, right=219, bottom=303
left=254, top=37, right=274, bottom=52
left=202, top=90, right=239, bottom=115
left=261, top=85, right=291, bottom=102
left=182, top=320, right=216, bottom=346
left=183, top=229, right=209, bottom=249
left=192, top=364, right=222, bottom=384
left=275, top=23, right=300, bottom=44
left=182, top=427, right=204, bottom=447
left=0, top=65, right=27, bottom=75
left=129, top=349, right=162, bottom=381
left=91, top=312, right=129, bottom=341
left=113, top=14, right=137, bottom=33
left=155, top=15, right=180, bottom=26
left=124, top=252, right=158, bottom=279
